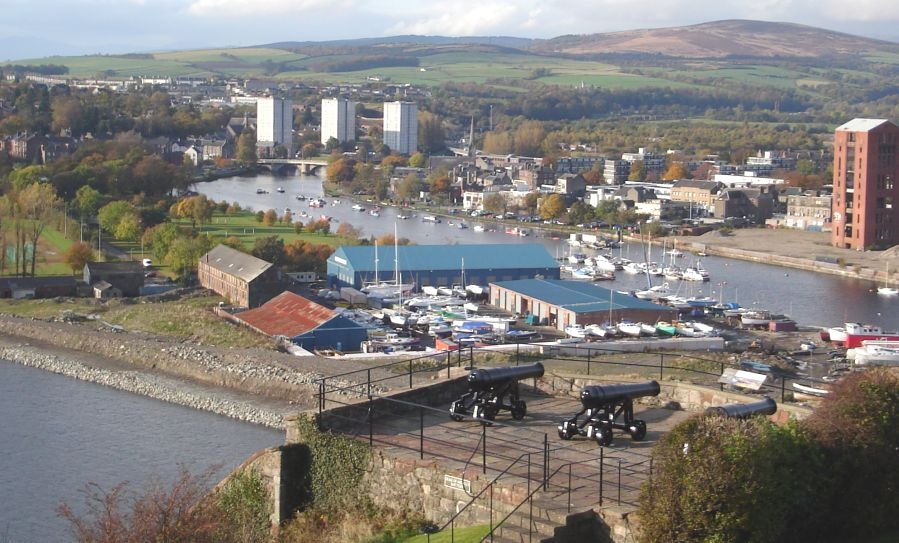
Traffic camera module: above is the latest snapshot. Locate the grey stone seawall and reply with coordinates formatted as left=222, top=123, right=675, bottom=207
left=0, top=344, right=287, bottom=428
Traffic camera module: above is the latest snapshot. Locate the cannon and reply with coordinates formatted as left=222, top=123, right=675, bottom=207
left=557, top=381, right=660, bottom=446
left=705, top=397, right=777, bottom=419
left=449, top=362, right=544, bottom=423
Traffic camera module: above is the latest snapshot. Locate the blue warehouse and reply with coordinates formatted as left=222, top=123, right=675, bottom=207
left=327, top=244, right=560, bottom=290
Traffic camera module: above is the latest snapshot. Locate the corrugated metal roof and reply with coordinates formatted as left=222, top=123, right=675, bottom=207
left=331, top=244, right=559, bottom=274
left=235, top=291, right=336, bottom=337
left=835, top=119, right=893, bottom=132
left=200, top=244, right=272, bottom=283
left=492, top=279, right=675, bottom=314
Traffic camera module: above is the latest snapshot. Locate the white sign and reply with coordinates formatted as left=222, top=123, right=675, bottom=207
left=334, top=256, right=347, bottom=265
left=444, top=474, right=471, bottom=493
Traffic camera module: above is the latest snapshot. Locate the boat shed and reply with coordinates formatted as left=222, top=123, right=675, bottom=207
left=233, top=291, right=368, bottom=352
left=490, top=279, right=676, bottom=331
left=327, top=244, right=560, bottom=290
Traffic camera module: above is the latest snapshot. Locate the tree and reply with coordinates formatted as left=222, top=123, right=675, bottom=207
left=143, top=222, right=182, bottom=262
left=252, top=235, right=285, bottom=265
left=539, top=193, right=566, bottom=220
left=262, top=209, right=278, bottom=226
left=301, top=142, right=319, bottom=159
left=380, top=154, right=406, bottom=175
left=325, top=158, right=355, bottom=184
left=522, top=192, right=539, bottom=216
left=396, top=173, right=422, bottom=201
left=513, top=120, right=545, bottom=157
left=482, top=192, right=507, bottom=215
left=662, top=162, right=688, bottom=181
left=566, top=201, right=593, bottom=225
left=63, top=241, right=94, bottom=274
left=628, top=160, right=645, bottom=182
left=114, top=213, right=142, bottom=242
left=335, top=222, right=362, bottom=241
left=173, top=195, right=214, bottom=229
left=482, top=131, right=512, bottom=154
left=236, top=129, right=257, bottom=164
left=18, top=182, right=61, bottom=276
left=582, top=165, right=604, bottom=185
left=429, top=175, right=451, bottom=203
left=73, top=185, right=103, bottom=221
left=98, top=201, right=135, bottom=234
left=167, top=235, right=215, bottom=280
left=418, top=111, right=445, bottom=153
left=408, top=152, right=427, bottom=168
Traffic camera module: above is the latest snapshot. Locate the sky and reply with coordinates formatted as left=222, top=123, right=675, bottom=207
left=3, top=0, right=899, bottom=61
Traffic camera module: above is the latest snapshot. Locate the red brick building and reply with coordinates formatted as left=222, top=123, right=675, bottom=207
left=832, top=119, right=899, bottom=250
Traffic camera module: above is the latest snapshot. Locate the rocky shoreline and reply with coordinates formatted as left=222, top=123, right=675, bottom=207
left=0, top=343, right=288, bottom=428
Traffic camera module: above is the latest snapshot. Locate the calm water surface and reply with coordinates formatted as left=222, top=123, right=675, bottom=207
left=195, top=172, right=899, bottom=330
left=0, top=360, right=281, bottom=543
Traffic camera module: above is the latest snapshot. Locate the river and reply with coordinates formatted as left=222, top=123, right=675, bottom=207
left=0, top=360, right=282, bottom=543
left=194, top=171, right=899, bottom=329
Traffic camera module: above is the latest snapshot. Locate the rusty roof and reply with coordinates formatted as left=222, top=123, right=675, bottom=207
left=235, top=291, right=335, bottom=337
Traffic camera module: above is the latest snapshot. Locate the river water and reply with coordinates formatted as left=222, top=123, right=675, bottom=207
left=196, top=171, right=899, bottom=329
left=0, top=360, right=281, bottom=543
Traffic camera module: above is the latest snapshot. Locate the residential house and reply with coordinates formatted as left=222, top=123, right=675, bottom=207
left=783, top=192, right=833, bottom=231
left=670, top=180, right=722, bottom=217
left=83, top=261, right=145, bottom=297
left=712, top=188, right=775, bottom=223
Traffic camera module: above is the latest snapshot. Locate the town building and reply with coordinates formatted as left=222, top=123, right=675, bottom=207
left=489, top=279, right=675, bottom=332
left=783, top=192, right=833, bottom=231
left=383, top=101, right=418, bottom=155
left=232, top=291, right=368, bottom=352
left=832, top=118, right=899, bottom=250
left=198, top=244, right=286, bottom=308
left=603, top=159, right=631, bottom=185
left=320, top=97, right=357, bottom=145
left=327, top=244, right=560, bottom=290
left=256, top=96, right=293, bottom=155
left=670, top=180, right=722, bottom=216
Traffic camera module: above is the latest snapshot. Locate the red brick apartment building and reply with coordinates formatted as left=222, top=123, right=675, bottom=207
left=832, top=119, right=899, bottom=250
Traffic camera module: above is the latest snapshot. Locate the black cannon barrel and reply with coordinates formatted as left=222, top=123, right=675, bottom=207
left=580, top=381, right=661, bottom=406
left=468, top=362, right=545, bottom=391
left=705, top=397, right=777, bottom=419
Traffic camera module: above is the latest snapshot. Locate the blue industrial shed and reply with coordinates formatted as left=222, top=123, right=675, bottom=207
left=327, top=244, right=560, bottom=290
left=490, top=279, right=675, bottom=331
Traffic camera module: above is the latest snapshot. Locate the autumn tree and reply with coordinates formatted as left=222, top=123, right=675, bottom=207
left=662, top=161, right=689, bottom=181
left=335, top=222, right=362, bottom=241
left=262, top=209, right=278, bottom=226
left=251, top=235, right=285, bottom=265
left=73, top=185, right=103, bottom=221
left=63, top=241, right=94, bottom=274
left=539, top=193, right=566, bottom=220
left=380, top=154, right=407, bottom=175
left=173, top=195, right=213, bottom=229
left=167, top=235, right=215, bottom=280
left=513, top=120, right=546, bottom=157
left=482, top=131, right=512, bottom=154
left=628, top=160, right=645, bottom=181
left=396, top=173, right=422, bottom=200
left=482, top=192, right=507, bottom=215
left=18, top=183, right=61, bottom=275
left=418, top=111, right=445, bottom=154
left=408, top=152, right=427, bottom=168
left=522, top=192, right=539, bottom=216
left=325, top=158, right=355, bottom=184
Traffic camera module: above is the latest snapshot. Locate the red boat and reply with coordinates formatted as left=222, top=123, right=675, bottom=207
left=841, top=322, right=899, bottom=348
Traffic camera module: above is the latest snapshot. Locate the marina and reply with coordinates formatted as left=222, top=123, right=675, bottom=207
left=195, top=172, right=899, bottom=330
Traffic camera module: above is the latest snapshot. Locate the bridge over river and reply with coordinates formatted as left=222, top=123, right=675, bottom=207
left=257, top=158, right=328, bottom=174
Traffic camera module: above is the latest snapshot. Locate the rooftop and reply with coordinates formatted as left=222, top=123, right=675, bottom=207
left=491, top=279, right=676, bottom=314
left=200, top=244, right=273, bottom=283
left=835, top=118, right=894, bottom=132
left=235, top=291, right=336, bottom=338
left=332, top=243, right=560, bottom=274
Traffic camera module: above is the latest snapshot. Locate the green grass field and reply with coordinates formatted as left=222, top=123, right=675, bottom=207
left=400, top=524, right=490, bottom=543
left=178, top=211, right=343, bottom=249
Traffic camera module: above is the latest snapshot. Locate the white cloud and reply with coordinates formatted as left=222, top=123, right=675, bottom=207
left=387, top=2, right=520, bottom=36
left=185, top=0, right=338, bottom=17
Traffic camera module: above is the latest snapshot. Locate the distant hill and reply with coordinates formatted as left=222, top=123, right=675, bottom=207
left=532, top=20, right=899, bottom=58
left=266, top=35, right=533, bottom=52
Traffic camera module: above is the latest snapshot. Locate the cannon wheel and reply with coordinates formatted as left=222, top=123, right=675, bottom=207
left=473, top=405, right=496, bottom=426
left=594, top=423, right=614, bottom=447
left=557, top=419, right=576, bottom=440
left=629, top=420, right=647, bottom=441
left=449, top=401, right=465, bottom=422
left=510, top=400, right=527, bottom=420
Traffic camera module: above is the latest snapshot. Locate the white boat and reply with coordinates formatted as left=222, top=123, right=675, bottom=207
left=570, top=267, right=597, bottom=280
left=397, top=214, right=409, bottom=220
left=463, top=302, right=480, bottom=313
left=623, top=261, right=643, bottom=274
left=741, top=310, right=773, bottom=327
left=878, top=262, right=898, bottom=295
left=473, top=224, right=485, bottom=232
left=590, top=255, right=618, bottom=272
left=352, top=203, right=365, bottom=211
left=436, top=286, right=454, bottom=296
left=635, top=282, right=671, bottom=300
left=370, top=209, right=380, bottom=217
left=428, top=322, right=453, bottom=336
left=422, top=215, right=441, bottom=223
left=675, top=322, right=697, bottom=337
left=827, top=326, right=848, bottom=344
left=617, top=321, right=643, bottom=337
left=690, top=321, right=718, bottom=336
left=421, top=286, right=439, bottom=296
left=565, top=324, right=587, bottom=338
left=682, top=266, right=710, bottom=282
left=640, top=323, right=659, bottom=336
left=793, top=383, right=830, bottom=396
left=663, top=266, right=683, bottom=280
left=851, top=340, right=899, bottom=366
left=465, top=284, right=485, bottom=295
